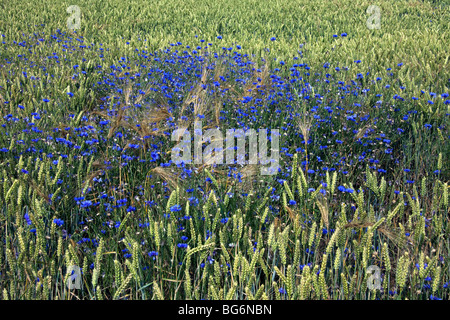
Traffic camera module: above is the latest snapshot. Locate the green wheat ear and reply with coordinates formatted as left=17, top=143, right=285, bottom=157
left=312, top=265, right=320, bottom=299
left=245, top=193, right=252, bottom=212
left=184, top=268, right=192, bottom=299
left=267, top=223, right=275, bottom=250
left=299, top=165, right=308, bottom=190
left=334, top=250, right=341, bottom=273
left=154, top=221, right=161, bottom=249
left=113, top=260, right=122, bottom=288
left=396, top=252, right=409, bottom=291
left=386, top=203, right=401, bottom=225
left=299, top=265, right=311, bottom=300
left=223, top=186, right=232, bottom=207
left=260, top=206, right=269, bottom=227
left=421, top=177, right=427, bottom=199
left=211, top=190, right=218, bottom=207
left=282, top=192, right=287, bottom=211
left=17, top=155, right=24, bottom=172
left=166, top=190, right=177, bottom=213
left=5, top=179, right=18, bottom=204
left=379, top=177, right=386, bottom=200
left=278, top=227, right=288, bottom=265
left=325, top=227, right=340, bottom=254
left=308, top=221, right=316, bottom=248
left=437, top=152, right=442, bottom=170
left=114, top=274, right=133, bottom=300
left=372, top=217, right=385, bottom=230
left=96, top=286, right=103, bottom=300
left=257, top=192, right=270, bottom=213
left=340, top=273, right=348, bottom=299
left=418, top=251, right=426, bottom=279
left=432, top=266, right=441, bottom=294
left=283, top=180, right=294, bottom=201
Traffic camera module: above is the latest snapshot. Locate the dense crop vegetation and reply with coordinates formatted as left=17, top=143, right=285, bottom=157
left=0, top=0, right=449, bottom=300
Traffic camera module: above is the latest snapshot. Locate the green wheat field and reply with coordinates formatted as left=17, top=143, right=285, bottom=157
left=0, top=0, right=449, bottom=300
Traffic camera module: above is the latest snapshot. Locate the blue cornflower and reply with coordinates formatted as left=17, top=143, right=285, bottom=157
left=24, top=212, right=32, bottom=225
left=80, top=200, right=92, bottom=208
left=53, top=218, right=64, bottom=227
left=148, top=251, right=158, bottom=260
left=170, top=204, right=182, bottom=212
